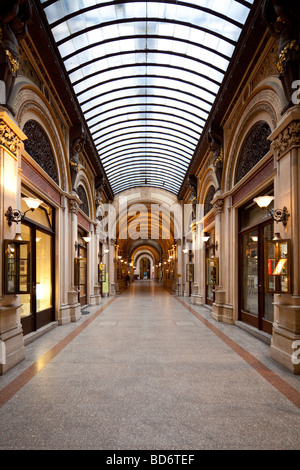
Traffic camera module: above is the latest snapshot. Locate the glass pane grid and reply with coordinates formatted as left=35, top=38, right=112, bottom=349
left=42, top=0, right=253, bottom=194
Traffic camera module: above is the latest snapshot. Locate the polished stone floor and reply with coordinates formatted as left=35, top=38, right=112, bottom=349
left=0, top=281, right=300, bottom=450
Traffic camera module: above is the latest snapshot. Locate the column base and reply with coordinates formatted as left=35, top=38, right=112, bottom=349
left=0, top=304, right=25, bottom=375
left=212, top=290, right=234, bottom=324
left=270, top=300, right=300, bottom=374
left=58, top=304, right=72, bottom=325
left=68, top=290, right=81, bottom=322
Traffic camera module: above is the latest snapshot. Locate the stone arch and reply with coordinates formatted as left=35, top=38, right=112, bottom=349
left=224, top=87, right=280, bottom=191
left=14, top=85, right=68, bottom=190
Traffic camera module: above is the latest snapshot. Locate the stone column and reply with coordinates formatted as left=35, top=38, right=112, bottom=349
left=109, top=239, right=116, bottom=295
left=269, top=108, right=300, bottom=374
left=90, top=222, right=101, bottom=305
left=58, top=194, right=71, bottom=325
left=212, top=197, right=234, bottom=324
left=0, top=111, right=27, bottom=374
left=68, top=197, right=81, bottom=321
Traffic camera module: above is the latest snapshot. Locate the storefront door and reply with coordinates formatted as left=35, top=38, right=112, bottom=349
left=20, top=218, right=55, bottom=336
left=239, top=220, right=274, bottom=334
left=205, top=229, right=215, bottom=306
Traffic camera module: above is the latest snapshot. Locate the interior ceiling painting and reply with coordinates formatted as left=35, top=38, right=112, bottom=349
left=40, top=0, right=254, bottom=195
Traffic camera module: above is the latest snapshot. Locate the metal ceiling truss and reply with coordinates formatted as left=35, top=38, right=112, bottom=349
left=41, top=0, right=254, bottom=195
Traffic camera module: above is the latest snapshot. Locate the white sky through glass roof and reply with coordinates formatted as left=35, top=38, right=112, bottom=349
left=41, top=0, right=254, bottom=194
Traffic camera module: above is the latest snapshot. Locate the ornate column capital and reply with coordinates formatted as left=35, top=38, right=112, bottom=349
left=69, top=199, right=79, bottom=214
left=273, top=121, right=300, bottom=159
left=0, top=114, right=26, bottom=157
left=213, top=199, right=224, bottom=215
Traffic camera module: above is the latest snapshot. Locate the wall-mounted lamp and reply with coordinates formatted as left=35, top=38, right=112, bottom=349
left=202, top=233, right=218, bottom=251
left=104, top=249, right=110, bottom=254
left=253, top=196, right=290, bottom=227
left=75, top=236, right=90, bottom=249
left=5, top=197, right=42, bottom=226
left=273, top=232, right=282, bottom=241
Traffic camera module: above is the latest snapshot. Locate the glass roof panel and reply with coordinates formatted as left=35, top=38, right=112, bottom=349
left=41, top=0, right=254, bottom=194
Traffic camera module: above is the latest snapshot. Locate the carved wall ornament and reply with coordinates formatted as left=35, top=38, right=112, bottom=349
left=208, top=125, right=223, bottom=189
left=0, top=120, right=21, bottom=156
left=69, top=199, right=79, bottom=214
left=0, top=0, right=32, bottom=108
left=262, top=0, right=300, bottom=112
left=277, top=40, right=299, bottom=75
left=273, top=121, right=300, bottom=158
left=213, top=200, right=224, bottom=215
left=70, top=131, right=85, bottom=191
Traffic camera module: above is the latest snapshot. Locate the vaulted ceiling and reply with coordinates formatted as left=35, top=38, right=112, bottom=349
left=40, top=0, right=254, bottom=195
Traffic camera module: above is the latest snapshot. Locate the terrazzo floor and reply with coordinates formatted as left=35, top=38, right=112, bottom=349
left=0, top=281, right=299, bottom=450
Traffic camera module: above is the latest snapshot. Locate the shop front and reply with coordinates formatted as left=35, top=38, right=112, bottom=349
left=238, top=193, right=274, bottom=334
left=19, top=194, right=55, bottom=336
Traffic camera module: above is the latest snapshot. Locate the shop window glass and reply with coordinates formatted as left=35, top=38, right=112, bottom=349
left=241, top=230, right=258, bottom=317
left=20, top=224, right=31, bottom=318
left=36, top=231, right=52, bottom=313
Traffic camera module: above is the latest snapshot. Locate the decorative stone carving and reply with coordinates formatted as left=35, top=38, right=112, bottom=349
left=188, top=174, right=197, bottom=221
left=273, top=120, right=300, bottom=158
left=0, top=119, right=21, bottom=155
left=262, top=0, right=300, bottom=113
left=213, top=199, right=224, bottom=215
left=23, top=119, right=59, bottom=184
left=0, top=1, right=32, bottom=111
left=70, top=130, right=85, bottom=191
left=235, top=121, right=271, bottom=184
left=69, top=199, right=79, bottom=214
left=208, top=125, right=223, bottom=189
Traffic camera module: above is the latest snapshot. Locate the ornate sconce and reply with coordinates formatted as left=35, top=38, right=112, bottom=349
left=253, top=196, right=290, bottom=227
left=5, top=197, right=42, bottom=226
left=202, top=232, right=219, bottom=251
left=75, top=236, right=91, bottom=249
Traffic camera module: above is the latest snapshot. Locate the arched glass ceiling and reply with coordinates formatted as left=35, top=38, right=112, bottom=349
left=41, top=0, right=254, bottom=195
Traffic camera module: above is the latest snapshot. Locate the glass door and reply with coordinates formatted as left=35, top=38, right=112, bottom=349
left=19, top=196, right=55, bottom=336
left=239, top=221, right=274, bottom=334
left=205, top=229, right=215, bottom=306
left=35, top=229, right=53, bottom=329
left=20, top=223, right=54, bottom=335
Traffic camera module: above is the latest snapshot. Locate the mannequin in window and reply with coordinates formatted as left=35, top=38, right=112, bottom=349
left=0, top=1, right=32, bottom=112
